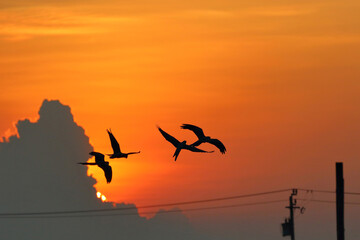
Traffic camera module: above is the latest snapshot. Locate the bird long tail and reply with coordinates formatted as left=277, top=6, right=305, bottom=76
left=78, top=162, right=97, bottom=165
left=173, top=148, right=181, bottom=161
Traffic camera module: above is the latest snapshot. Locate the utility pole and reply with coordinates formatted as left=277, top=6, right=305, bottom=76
left=336, top=162, right=345, bottom=240
left=282, top=189, right=300, bottom=240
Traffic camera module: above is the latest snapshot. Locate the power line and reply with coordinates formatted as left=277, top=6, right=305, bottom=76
left=344, top=192, right=360, bottom=196
left=1, top=199, right=287, bottom=219
left=297, top=198, right=360, bottom=205
left=0, top=189, right=292, bottom=217
left=3, top=188, right=358, bottom=219
left=298, top=188, right=360, bottom=195
left=297, top=188, right=334, bottom=194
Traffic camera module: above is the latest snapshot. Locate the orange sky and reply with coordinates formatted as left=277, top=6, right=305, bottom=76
left=1, top=0, right=360, bottom=225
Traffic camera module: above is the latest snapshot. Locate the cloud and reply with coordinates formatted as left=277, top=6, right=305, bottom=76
left=243, top=6, right=315, bottom=17
left=0, top=6, right=140, bottom=40
left=0, top=99, right=213, bottom=240
left=182, top=9, right=234, bottom=18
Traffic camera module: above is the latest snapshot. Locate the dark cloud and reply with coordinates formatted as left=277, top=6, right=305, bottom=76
left=0, top=99, right=214, bottom=240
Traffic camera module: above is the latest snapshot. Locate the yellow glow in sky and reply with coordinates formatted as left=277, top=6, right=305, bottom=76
left=0, top=0, right=359, bottom=219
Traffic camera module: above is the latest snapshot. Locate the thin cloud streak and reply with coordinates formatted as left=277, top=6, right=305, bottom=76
left=243, top=5, right=316, bottom=17
left=182, top=9, right=234, bottom=18
left=0, top=6, right=141, bottom=40
left=181, top=6, right=314, bottom=19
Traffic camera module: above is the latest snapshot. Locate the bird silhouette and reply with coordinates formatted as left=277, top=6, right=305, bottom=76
left=106, top=129, right=140, bottom=159
left=157, top=126, right=213, bottom=161
left=78, top=152, right=112, bottom=183
left=181, top=124, right=226, bottom=154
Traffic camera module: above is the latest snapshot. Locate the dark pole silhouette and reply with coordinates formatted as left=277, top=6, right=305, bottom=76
left=106, top=129, right=140, bottom=159
left=336, top=162, right=345, bottom=240
left=289, top=194, right=295, bottom=240
left=284, top=189, right=299, bottom=240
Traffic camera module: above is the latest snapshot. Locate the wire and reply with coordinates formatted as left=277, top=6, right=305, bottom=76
left=298, top=188, right=360, bottom=195
left=0, top=189, right=292, bottom=217
left=297, top=188, right=334, bottom=194
left=344, top=192, right=360, bottom=196
left=295, top=190, right=314, bottom=218
left=0, top=199, right=287, bottom=219
left=297, top=198, right=360, bottom=205
left=2, top=188, right=359, bottom=219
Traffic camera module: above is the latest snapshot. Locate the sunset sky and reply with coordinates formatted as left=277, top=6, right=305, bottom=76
left=1, top=0, right=360, bottom=239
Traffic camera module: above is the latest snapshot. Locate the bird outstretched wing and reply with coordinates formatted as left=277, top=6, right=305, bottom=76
left=99, top=163, right=112, bottom=183
left=208, top=138, right=226, bottom=154
left=89, top=151, right=105, bottom=163
left=127, top=151, right=141, bottom=155
left=157, top=126, right=180, bottom=147
left=107, top=129, right=121, bottom=154
left=181, top=124, right=205, bottom=139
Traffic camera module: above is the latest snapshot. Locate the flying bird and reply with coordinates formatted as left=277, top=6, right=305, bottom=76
left=157, top=126, right=212, bottom=161
left=181, top=124, right=226, bottom=154
left=78, top=152, right=112, bottom=183
left=106, top=129, right=140, bottom=159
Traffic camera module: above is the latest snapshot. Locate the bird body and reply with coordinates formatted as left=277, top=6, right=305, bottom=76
left=107, top=152, right=140, bottom=159
left=157, top=126, right=212, bottom=161
left=78, top=152, right=112, bottom=183
left=191, top=136, right=211, bottom=147
left=106, top=129, right=140, bottom=159
left=172, top=140, right=186, bottom=161
left=181, top=124, right=226, bottom=154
